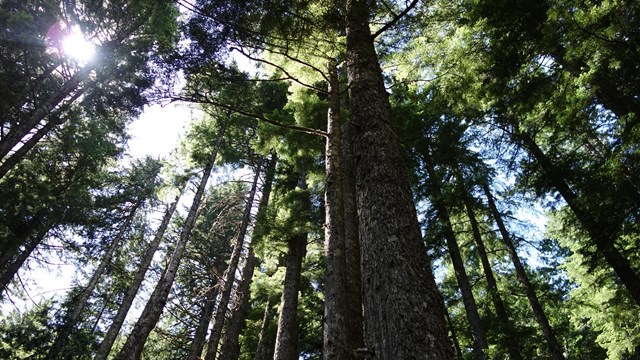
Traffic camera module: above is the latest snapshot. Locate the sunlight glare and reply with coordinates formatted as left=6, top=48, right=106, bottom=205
left=61, top=26, right=95, bottom=62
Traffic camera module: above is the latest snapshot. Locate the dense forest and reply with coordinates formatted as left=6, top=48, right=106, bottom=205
left=1, top=0, right=639, bottom=359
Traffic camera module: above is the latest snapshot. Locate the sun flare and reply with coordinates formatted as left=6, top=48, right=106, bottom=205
left=61, top=28, right=95, bottom=62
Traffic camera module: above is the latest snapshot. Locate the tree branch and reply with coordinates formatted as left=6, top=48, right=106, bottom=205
left=172, top=93, right=328, bottom=138
left=373, top=0, right=420, bottom=39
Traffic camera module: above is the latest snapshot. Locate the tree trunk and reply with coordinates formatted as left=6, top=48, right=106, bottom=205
left=340, top=92, right=364, bottom=354
left=0, top=89, right=85, bottom=180
left=95, top=194, right=181, bottom=360
left=113, top=123, right=225, bottom=360
left=218, top=249, right=256, bottom=360
left=255, top=296, right=276, bottom=360
left=483, top=184, right=565, bottom=360
left=273, top=174, right=309, bottom=360
left=516, top=129, right=640, bottom=305
left=445, top=309, right=464, bottom=359
left=344, top=1, right=453, bottom=358
left=219, top=154, right=277, bottom=360
left=460, top=183, right=521, bottom=360
left=204, top=161, right=262, bottom=360
left=423, top=155, right=487, bottom=359
left=46, top=202, right=140, bottom=360
left=188, top=281, right=219, bottom=360
left=0, top=227, right=48, bottom=297
left=323, top=60, right=352, bottom=359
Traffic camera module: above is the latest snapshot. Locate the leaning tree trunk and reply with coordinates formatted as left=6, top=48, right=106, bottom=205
left=515, top=128, right=640, bottom=305
left=483, top=184, right=565, bottom=360
left=0, top=227, right=48, bottom=297
left=460, top=183, right=521, bottom=360
left=203, top=162, right=262, bottom=360
left=423, top=155, right=487, bottom=359
left=46, top=201, right=140, bottom=360
left=323, top=60, right=352, bottom=359
left=113, top=123, right=225, bottom=360
left=273, top=174, right=309, bottom=360
left=95, top=193, right=181, bottom=360
left=344, top=1, right=453, bottom=358
left=218, top=249, right=257, bottom=360
left=218, top=154, right=277, bottom=360
left=187, top=280, right=219, bottom=360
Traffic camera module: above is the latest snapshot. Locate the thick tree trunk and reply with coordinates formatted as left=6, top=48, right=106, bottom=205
left=219, top=155, right=277, bottom=360
left=423, top=156, right=487, bottom=359
left=273, top=174, right=309, bottom=360
left=46, top=202, right=140, bottom=360
left=516, top=130, right=640, bottom=305
left=204, top=162, right=262, bottom=360
left=323, top=60, right=353, bottom=359
left=483, top=184, right=565, bottom=360
left=344, top=1, right=452, bottom=358
left=113, top=123, right=225, bottom=360
left=96, top=194, right=181, bottom=360
left=460, top=185, right=521, bottom=360
left=273, top=234, right=307, bottom=360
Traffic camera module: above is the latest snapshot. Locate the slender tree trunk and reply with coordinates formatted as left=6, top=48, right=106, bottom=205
left=95, top=194, right=181, bottom=360
left=0, top=227, right=48, bottom=296
left=218, top=249, right=256, bottom=360
left=460, top=184, right=521, bottom=360
left=423, top=156, right=487, bottom=359
left=204, top=162, right=262, bottom=360
left=114, top=123, right=225, bottom=360
left=0, top=66, right=91, bottom=161
left=219, top=154, right=277, bottom=360
left=516, top=129, right=640, bottom=305
left=0, top=89, right=85, bottom=180
left=340, top=97, right=364, bottom=353
left=344, top=1, right=453, bottom=358
left=483, top=184, right=565, bottom=360
left=273, top=174, right=309, bottom=360
left=255, top=297, right=276, bottom=360
left=188, top=281, right=220, bottom=360
left=46, top=202, right=140, bottom=360
left=445, top=309, right=464, bottom=359
left=323, top=60, right=352, bottom=359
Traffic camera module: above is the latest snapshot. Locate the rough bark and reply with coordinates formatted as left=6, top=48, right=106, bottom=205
left=323, top=60, right=352, bottom=360
left=340, top=96, right=364, bottom=353
left=46, top=202, right=140, bottom=360
left=113, top=123, right=224, bottom=360
left=483, top=184, right=565, bottom=360
left=96, top=194, right=181, bottom=360
left=273, top=174, right=309, bottom=360
left=460, top=185, right=521, bottom=360
left=204, top=162, right=262, bottom=360
left=344, top=1, right=453, bottom=358
left=423, top=156, right=487, bottom=359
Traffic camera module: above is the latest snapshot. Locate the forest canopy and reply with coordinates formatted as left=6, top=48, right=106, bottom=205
left=1, top=0, right=639, bottom=359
